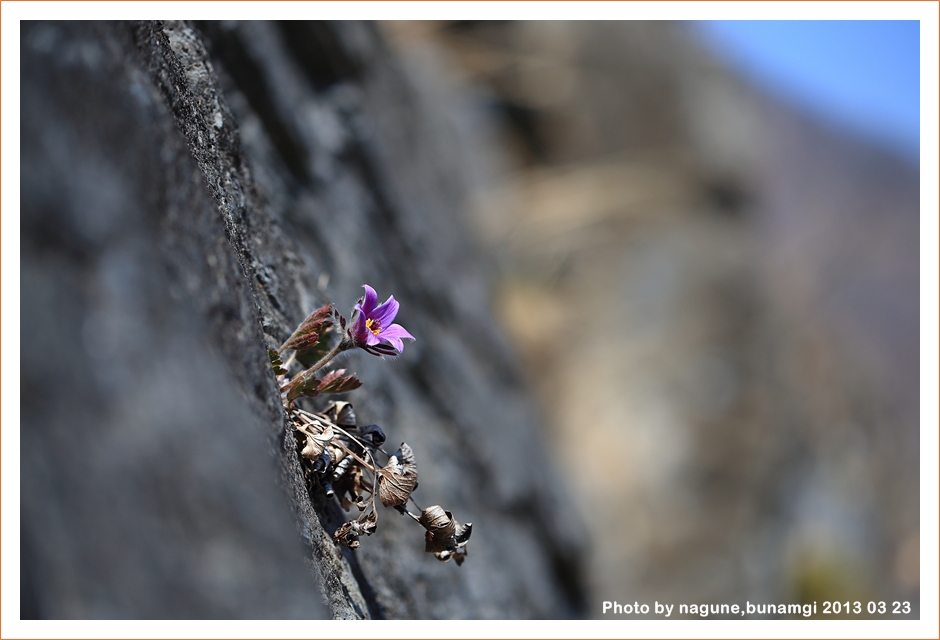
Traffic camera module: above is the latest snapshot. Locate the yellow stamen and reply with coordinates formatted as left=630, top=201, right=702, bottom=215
left=366, top=318, right=382, bottom=336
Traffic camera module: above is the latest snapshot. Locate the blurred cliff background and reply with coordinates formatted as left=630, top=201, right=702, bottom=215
left=20, top=19, right=919, bottom=619
left=382, top=20, right=920, bottom=616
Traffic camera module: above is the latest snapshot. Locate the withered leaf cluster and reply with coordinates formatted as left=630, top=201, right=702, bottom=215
left=333, top=454, right=370, bottom=511
left=333, top=510, right=377, bottom=548
left=417, top=506, right=472, bottom=566
left=299, top=423, right=333, bottom=460
left=288, top=401, right=471, bottom=565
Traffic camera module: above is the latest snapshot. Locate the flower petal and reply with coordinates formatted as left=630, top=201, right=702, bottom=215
left=379, top=323, right=414, bottom=342
left=377, top=324, right=414, bottom=352
left=370, top=295, right=400, bottom=328
left=360, top=285, right=378, bottom=314
left=363, top=342, right=400, bottom=357
left=352, top=304, right=370, bottom=344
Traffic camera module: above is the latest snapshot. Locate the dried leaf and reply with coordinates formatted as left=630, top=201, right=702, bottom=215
left=333, top=462, right=369, bottom=511
left=321, top=401, right=357, bottom=427
left=268, top=349, right=288, bottom=376
left=377, top=443, right=418, bottom=508
left=301, top=411, right=335, bottom=433
left=420, top=505, right=457, bottom=551
left=300, top=425, right=334, bottom=461
left=419, top=506, right=472, bottom=564
left=361, top=509, right=378, bottom=535
left=348, top=423, right=386, bottom=447
left=377, top=473, right=414, bottom=508
left=454, top=521, right=472, bottom=545
left=332, top=521, right=359, bottom=548
left=326, top=442, right=345, bottom=468
left=394, top=442, right=416, bottom=469
left=333, top=510, right=378, bottom=548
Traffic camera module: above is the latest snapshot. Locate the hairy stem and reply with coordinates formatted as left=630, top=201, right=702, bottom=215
left=306, top=339, right=349, bottom=375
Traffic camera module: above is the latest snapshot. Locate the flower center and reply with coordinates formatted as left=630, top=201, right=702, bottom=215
left=366, top=318, right=382, bottom=336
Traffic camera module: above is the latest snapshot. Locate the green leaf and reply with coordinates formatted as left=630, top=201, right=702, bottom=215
left=295, top=330, right=334, bottom=367
left=297, top=304, right=333, bottom=334
left=283, top=369, right=322, bottom=402
left=283, top=330, right=320, bottom=352
left=268, top=349, right=288, bottom=376
left=280, top=367, right=362, bottom=405
left=317, top=369, right=363, bottom=395
left=283, top=304, right=333, bottom=352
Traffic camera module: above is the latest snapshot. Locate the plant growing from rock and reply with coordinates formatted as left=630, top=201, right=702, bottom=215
left=269, top=285, right=472, bottom=565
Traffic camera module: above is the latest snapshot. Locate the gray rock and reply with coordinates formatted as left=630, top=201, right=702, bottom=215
left=21, top=21, right=586, bottom=619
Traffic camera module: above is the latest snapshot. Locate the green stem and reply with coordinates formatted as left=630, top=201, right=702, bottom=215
left=280, top=351, right=297, bottom=371
left=306, top=340, right=349, bottom=375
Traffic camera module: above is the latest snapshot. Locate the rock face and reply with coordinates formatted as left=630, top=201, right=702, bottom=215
left=21, top=21, right=586, bottom=619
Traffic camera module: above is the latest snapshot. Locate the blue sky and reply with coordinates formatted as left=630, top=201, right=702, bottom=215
left=694, top=21, right=920, bottom=160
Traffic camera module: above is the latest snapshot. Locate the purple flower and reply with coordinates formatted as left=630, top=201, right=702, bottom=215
left=349, top=285, right=415, bottom=356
